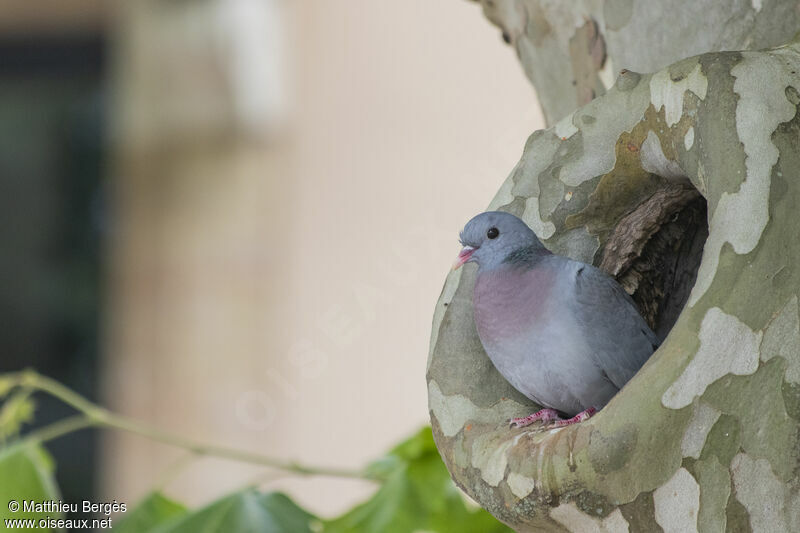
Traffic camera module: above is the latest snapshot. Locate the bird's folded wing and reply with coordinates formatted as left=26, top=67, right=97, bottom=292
left=567, top=261, right=660, bottom=390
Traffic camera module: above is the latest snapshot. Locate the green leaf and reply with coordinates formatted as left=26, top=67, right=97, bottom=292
left=147, top=490, right=318, bottom=533
left=0, top=395, right=36, bottom=440
left=0, top=444, right=61, bottom=531
left=114, top=492, right=187, bottom=533
left=0, top=376, right=15, bottom=399
left=325, top=427, right=512, bottom=533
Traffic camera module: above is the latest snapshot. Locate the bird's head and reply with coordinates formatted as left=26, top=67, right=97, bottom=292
left=453, top=211, right=545, bottom=271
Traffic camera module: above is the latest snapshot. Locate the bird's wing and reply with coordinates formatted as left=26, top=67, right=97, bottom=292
left=564, top=260, right=659, bottom=390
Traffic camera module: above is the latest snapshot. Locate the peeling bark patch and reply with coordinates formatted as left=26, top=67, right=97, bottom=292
left=640, top=130, right=687, bottom=179
left=649, top=63, right=708, bottom=127
left=532, top=152, right=569, bottom=218
left=555, top=112, right=579, bottom=139
left=681, top=402, right=721, bottom=458
left=702, top=360, right=795, bottom=480
left=428, top=380, right=527, bottom=437
left=653, top=467, right=700, bottom=533
left=551, top=503, right=630, bottom=533
left=471, top=431, right=515, bottom=486
left=693, top=458, right=730, bottom=533
left=725, top=494, right=752, bottom=533
left=568, top=19, right=607, bottom=108
left=557, top=77, right=651, bottom=187
left=761, top=295, right=800, bottom=384
left=510, top=131, right=560, bottom=200
left=662, top=307, right=761, bottom=409
left=782, top=381, right=800, bottom=420
left=684, top=126, right=695, bottom=150
left=603, top=510, right=631, bottom=533
left=507, top=471, right=536, bottom=499
left=522, top=196, right=556, bottom=239
left=699, top=414, right=742, bottom=466
left=731, top=453, right=789, bottom=533
left=619, top=491, right=662, bottom=532
left=689, top=48, right=799, bottom=306
left=429, top=381, right=479, bottom=437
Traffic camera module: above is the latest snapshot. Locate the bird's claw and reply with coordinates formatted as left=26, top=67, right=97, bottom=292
left=508, top=418, right=528, bottom=429
left=508, top=408, right=561, bottom=428
left=544, top=407, right=598, bottom=428
left=509, top=407, right=598, bottom=429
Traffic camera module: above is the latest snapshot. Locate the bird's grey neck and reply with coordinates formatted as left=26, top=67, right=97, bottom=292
left=502, top=244, right=552, bottom=267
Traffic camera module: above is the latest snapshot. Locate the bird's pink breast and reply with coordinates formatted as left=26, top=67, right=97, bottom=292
left=473, top=266, right=554, bottom=346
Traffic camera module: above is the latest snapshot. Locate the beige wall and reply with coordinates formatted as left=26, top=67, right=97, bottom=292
left=103, top=0, right=542, bottom=517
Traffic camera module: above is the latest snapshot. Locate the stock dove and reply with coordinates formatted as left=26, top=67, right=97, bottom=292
left=453, top=211, right=659, bottom=428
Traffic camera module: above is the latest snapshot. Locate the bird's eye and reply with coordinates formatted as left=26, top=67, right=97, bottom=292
left=487, top=227, right=499, bottom=239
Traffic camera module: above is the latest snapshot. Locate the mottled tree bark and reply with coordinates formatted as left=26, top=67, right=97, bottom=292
left=428, top=12, right=800, bottom=531
left=475, top=0, right=800, bottom=126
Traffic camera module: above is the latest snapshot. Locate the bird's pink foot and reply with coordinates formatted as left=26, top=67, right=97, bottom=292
left=509, top=408, right=560, bottom=428
left=547, top=407, right=597, bottom=428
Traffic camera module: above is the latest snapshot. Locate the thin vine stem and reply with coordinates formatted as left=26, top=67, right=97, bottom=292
left=2, top=370, right=380, bottom=482
left=17, top=415, right=97, bottom=447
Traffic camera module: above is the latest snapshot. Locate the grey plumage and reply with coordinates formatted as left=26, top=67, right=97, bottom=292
left=455, top=211, right=658, bottom=417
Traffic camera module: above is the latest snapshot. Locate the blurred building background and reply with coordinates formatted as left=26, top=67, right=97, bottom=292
left=1, top=0, right=542, bottom=518
left=0, top=0, right=106, bottom=511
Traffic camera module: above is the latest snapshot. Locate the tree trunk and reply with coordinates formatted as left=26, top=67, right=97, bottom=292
left=428, top=3, right=800, bottom=530
left=476, top=0, right=800, bottom=126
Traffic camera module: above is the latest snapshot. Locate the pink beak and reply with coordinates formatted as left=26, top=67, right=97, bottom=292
left=452, top=246, right=476, bottom=270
